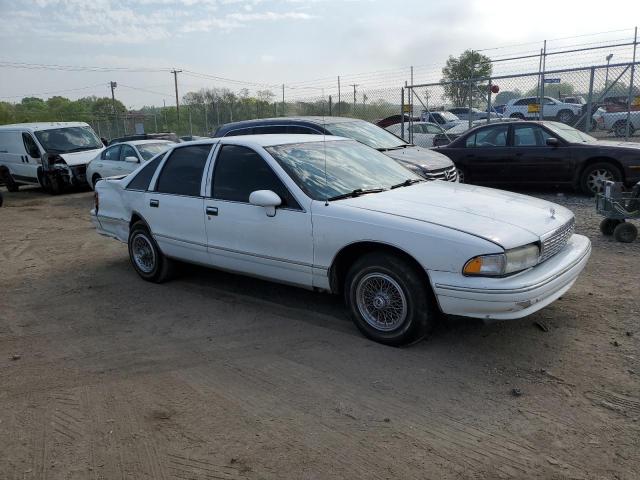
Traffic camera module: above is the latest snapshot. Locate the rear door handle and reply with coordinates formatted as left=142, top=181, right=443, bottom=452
left=150, top=199, right=159, bottom=208
left=206, top=206, right=218, bottom=216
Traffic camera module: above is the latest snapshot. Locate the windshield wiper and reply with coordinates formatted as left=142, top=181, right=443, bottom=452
left=377, top=145, right=410, bottom=152
left=390, top=179, right=424, bottom=189
left=327, top=188, right=387, bottom=201
left=64, top=146, right=101, bottom=153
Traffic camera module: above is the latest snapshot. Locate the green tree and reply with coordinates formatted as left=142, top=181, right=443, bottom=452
left=494, top=89, right=523, bottom=105
left=525, top=83, right=574, bottom=99
left=441, top=50, right=493, bottom=107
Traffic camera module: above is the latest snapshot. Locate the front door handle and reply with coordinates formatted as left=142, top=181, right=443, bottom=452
left=150, top=199, right=159, bottom=208
left=206, top=206, right=218, bottom=216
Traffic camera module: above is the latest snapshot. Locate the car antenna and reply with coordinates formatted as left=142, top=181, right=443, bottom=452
left=322, top=88, right=329, bottom=206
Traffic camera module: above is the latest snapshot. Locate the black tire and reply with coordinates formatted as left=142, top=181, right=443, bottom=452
left=613, top=222, right=638, bottom=243
left=557, top=110, right=575, bottom=124
left=1, top=169, right=19, bottom=192
left=344, top=252, right=435, bottom=346
left=600, top=218, right=622, bottom=235
left=510, top=113, right=525, bottom=119
left=0, top=191, right=3, bottom=207
left=457, top=167, right=467, bottom=184
left=579, top=162, right=622, bottom=195
left=92, top=174, right=102, bottom=190
left=41, top=172, right=63, bottom=195
left=128, top=221, right=174, bottom=283
left=613, top=121, right=635, bottom=138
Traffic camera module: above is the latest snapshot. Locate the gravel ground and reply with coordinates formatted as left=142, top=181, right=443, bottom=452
left=0, top=185, right=638, bottom=480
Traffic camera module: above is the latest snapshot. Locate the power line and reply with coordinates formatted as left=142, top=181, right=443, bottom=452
left=0, top=60, right=170, bottom=73
left=0, top=83, right=108, bottom=99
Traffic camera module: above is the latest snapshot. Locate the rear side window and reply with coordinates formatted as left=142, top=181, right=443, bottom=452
left=212, top=145, right=300, bottom=209
left=126, top=154, right=164, bottom=191
left=155, top=144, right=211, bottom=196
left=465, top=125, right=509, bottom=147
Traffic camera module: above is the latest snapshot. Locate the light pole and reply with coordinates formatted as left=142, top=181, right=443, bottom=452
left=605, top=53, right=613, bottom=88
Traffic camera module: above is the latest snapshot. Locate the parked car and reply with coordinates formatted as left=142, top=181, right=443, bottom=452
left=91, top=135, right=591, bottom=345
left=435, top=120, right=640, bottom=194
left=503, top=97, right=584, bottom=124
left=601, top=95, right=640, bottom=113
left=385, top=122, right=444, bottom=147
left=180, top=135, right=208, bottom=142
left=491, top=104, right=506, bottom=115
left=86, top=139, right=176, bottom=189
left=0, top=122, right=105, bottom=194
left=598, top=111, right=640, bottom=137
left=107, top=132, right=179, bottom=145
left=213, top=117, right=458, bottom=182
left=420, top=111, right=464, bottom=130
left=375, top=114, right=419, bottom=128
left=448, top=107, right=502, bottom=121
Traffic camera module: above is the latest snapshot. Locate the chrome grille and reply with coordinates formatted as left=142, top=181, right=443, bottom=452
left=540, top=218, right=575, bottom=262
left=424, top=165, right=458, bottom=182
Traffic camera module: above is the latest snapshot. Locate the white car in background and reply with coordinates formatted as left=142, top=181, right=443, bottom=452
left=385, top=121, right=444, bottom=147
left=86, top=139, right=175, bottom=189
left=503, top=96, right=584, bottom=123
left=91, top=135, right=590, bottom=346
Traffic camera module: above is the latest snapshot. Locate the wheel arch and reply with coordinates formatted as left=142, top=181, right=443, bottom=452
left=129, top=211, right=152, bottom=231
left=578, top=156, right=626, bottom=183
left=328, top=241, right=436, bottom=301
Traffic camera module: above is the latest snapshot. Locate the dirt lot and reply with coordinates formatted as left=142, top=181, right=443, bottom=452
left=0, top=186, right=638, bottom=480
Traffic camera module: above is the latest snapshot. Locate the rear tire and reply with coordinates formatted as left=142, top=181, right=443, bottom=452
left=580, top=162, right=622, bottom=195
left=510, top=113, right=525, bottom=119
left=613, top=121, right=635, bottom=138
left=600, top=218, right=622, bottom=236
left=557, top=110, right=575, bottom=124
left=128, top=221, right=174, bottom=283
left=344, top=252, right=435, bottom=346
left=613, top=222, right=638, bottom=243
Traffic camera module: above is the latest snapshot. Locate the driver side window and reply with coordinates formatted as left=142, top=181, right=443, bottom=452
left=465, top=125, right=508, bottom=148
left=212, top=145, right=300, bottom=209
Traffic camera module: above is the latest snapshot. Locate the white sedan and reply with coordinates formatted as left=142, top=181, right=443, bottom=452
left=86, top=139, right=176, bottom=189
left=91, top=135, right=591, bottom=346
left=385, top=121, right=444, bottom=147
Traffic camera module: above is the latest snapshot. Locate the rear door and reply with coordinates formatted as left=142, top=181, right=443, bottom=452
left=508, top=124, right=572, bottom=183
left=143, top=144, right=212, bottom=265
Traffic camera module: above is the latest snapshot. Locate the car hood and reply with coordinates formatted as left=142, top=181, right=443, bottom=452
left=338, top=181, right=573, bottom=249
left=59, top=148, right=105, bottom=166
left=383, top=145, right=454, bottom=170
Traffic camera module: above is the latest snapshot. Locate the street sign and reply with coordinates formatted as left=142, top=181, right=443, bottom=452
left=528, top=103, right=540, bottom=113
left=544, top=78, right=561, bottom=84
left=402, top=104, right=411, bottom=113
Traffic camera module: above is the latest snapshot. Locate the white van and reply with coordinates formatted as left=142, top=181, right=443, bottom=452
left=0, top=122, right=105, bottom=194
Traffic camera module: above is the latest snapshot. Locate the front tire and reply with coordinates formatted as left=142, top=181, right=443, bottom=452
left=580, top=162, right=622, bottom=195
left=557, top=110, right=575, bottom=124
left=128, top=221, right=174, bottom=283
left=600, top=218, right=622, bottom=236
left=345, top=252, right=435, bottom=346
left=613, top=120, right=635, bottom=138
left=1, top=170, right=19, bottom=192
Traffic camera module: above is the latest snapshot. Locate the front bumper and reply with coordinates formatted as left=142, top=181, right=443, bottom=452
left=429, top=234, right=591, bottom=320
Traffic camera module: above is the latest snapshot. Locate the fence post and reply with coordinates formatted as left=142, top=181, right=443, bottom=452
left=625, top=26, right=638, bottom=141
left=585, top=67, right=595, bottom=133
left=329, top=95, right=332, bottom=116
left=204, top=104, right=209, bottom=135
left=154, top=113, right=158, bottom=133
left=188, top=106, right=193, bottom=136
left=468, top=78, right=473, bottom=129
left=539, top=40, right=547, bottom=120
left=400, top=88, right=405, bottom=141
left=486, top=79, right=492, bottom=124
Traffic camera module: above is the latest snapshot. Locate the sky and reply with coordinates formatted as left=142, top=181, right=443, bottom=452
left=1, top=0, right=640, bottom=108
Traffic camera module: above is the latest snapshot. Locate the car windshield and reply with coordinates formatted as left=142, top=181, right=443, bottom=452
left=544, top=122, right=597, bottom=143
left=447, top=123, right=471, bottom=134
left=137, top=142, right=175, bottom=161
left=324, top=120, right=407, bottom=150
left=34, top=126, right=103, bottom=154
left=266, top=140, right=421, bottom=201
left=439, top=111, right=459, bottom=121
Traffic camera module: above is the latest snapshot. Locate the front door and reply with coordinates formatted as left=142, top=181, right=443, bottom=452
left=204, top=144, right=313, bottom=288
left=508, top=124, right=571, bottom=183
left=143, top=144, right=212, bottom=265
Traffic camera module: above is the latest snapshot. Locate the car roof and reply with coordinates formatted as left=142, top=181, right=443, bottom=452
left=0, top=121, right=90, bottom=132
left=214, top=116, right=368, bottom=135
left=116, top=139, right=175, bottom=146
left=188, top=134, right=350, bottom=149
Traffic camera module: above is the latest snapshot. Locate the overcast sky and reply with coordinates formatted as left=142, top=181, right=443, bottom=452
left=1, top=0, right=639, bottom=108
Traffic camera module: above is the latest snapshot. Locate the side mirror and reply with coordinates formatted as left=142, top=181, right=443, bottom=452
left=546, top=137, right=559, bottom=147
left=124, top=156, right=139, bottom=163
left=249, top=190, right=281, bottom=217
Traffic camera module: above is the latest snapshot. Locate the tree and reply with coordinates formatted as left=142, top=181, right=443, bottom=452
left=441, top=50, right=492, bottom=107
left=525, top=83, right=574, bottom=99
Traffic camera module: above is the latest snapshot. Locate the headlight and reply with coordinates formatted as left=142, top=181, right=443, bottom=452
left=463, top=244, right=540, bottom=276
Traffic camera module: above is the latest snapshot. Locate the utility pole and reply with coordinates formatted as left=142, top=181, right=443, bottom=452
left=171, top=69, right=182, bottom=120
left=337, top=76, right=341, bottom=116
left=281, top=84, right=285, bottom=116
left=109, top=81, right=118, bottom=113
left=350, top=84, right=358, bottom=113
